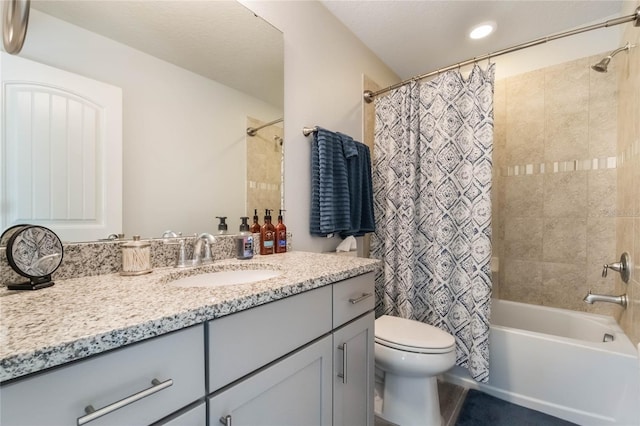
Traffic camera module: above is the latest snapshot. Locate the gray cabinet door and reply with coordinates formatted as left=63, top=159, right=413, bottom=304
left=333, top=312, right=375, bottom=426
left=208, top=334, right=332, bottom=426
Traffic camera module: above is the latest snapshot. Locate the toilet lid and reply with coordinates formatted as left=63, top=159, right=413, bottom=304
left=375, top=315, right=455, bottom=353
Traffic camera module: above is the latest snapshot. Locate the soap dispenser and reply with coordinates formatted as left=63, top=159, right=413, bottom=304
left=216, top=216, right=228, bottom=235
left=260, top=209, right=275, bottom=255
left=250, top=209, right=261, bottom=233
left=275, top=209, right=287, bottom=253
left=236, top=217, right=254, bottom=260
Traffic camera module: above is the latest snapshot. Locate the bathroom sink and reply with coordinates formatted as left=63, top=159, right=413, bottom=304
left=168, top=269, right=282, bottom=288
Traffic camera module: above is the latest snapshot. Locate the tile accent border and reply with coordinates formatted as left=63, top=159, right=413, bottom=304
left=500, top=156, right=617, bottom=177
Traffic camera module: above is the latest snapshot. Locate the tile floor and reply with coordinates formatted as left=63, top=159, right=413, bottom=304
left=374, top=380, right=467, bottom=426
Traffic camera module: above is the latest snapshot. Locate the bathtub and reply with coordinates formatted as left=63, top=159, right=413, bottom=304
left=443, top=299, right=639, bottom=425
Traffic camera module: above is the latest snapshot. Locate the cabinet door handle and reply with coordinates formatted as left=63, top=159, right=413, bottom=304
left=337, top=343, right=348, bottom=384
left=220, top=414, right=232, bottom=426
left=348, top=292, right=372, bottom=304
left=77, top=378, right=173, bottom=425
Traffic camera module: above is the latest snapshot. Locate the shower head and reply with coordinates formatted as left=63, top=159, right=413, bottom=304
left=591, top=57, right=611, bottom=73
left=591, top=42, right=634, bottom=73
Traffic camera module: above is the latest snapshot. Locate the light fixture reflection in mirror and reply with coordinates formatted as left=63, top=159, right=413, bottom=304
left=2, top=0, right=30, bottom=54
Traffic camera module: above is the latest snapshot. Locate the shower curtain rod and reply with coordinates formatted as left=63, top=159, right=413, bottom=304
left=246, top=117, right=283, bottom=136
left=363, top=5, right=640, bottom=103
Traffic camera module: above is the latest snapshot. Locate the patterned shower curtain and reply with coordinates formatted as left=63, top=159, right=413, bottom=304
left=371, top=64, right=494, bottom=382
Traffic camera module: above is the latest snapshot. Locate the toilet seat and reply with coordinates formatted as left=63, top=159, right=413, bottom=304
left=375, top=315, right=455, bottom=354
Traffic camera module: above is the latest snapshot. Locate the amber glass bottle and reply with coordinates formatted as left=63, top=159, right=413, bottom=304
left=260, top=209, right=275, bottom=255
left=275, top=209, right=287, bottom=253
left=250, top=209, right=261, bottom=233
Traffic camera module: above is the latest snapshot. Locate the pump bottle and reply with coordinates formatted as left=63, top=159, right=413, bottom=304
left=260, top=209, right=275, bottom=255
left=275, top=209, right=287, bottom=253
left=250, top=209, right=261, bottom=233
left=236, top=217, right=254, bottom=260
left=216, top=216, right=228, bottom=235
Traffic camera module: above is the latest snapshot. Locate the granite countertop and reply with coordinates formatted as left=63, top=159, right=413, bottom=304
left=0, top=251, right=380, bottom=383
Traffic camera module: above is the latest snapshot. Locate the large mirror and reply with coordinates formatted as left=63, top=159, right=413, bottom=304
left=2, top=1, right=284, bottom=242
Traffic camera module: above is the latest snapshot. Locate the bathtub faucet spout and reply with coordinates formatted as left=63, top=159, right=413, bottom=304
left=583, top=290, right=627, bottom=308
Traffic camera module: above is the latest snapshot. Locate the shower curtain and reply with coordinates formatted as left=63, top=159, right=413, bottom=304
left=371, top=64, right=494, bottom=382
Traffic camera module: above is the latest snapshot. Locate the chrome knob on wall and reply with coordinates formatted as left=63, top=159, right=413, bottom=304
left=602, top=252, right=631, bottom=283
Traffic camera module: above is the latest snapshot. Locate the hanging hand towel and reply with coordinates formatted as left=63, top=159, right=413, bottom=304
left=310, top=127, right=352, bottom=236
left=338, top=133, right=376, bottom=237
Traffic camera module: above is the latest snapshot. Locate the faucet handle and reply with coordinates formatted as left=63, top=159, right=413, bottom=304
left=202, top=240, right=213, bottom=264
left=602, top=252, right=631, bottom=283
left=176, top=239, right=188, bottom=267
left=162, top=235, right=192, bottom=268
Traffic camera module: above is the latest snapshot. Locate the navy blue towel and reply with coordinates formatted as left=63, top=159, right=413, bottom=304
left=310, top=127, right=375, bottom=237
left=339, top=133, right=375, bottom=237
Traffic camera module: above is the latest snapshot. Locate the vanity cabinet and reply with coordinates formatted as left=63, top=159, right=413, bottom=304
left=207, top=272, right=375, bottom=426
left=332, top=273, right=375, bottom=426
left=1, top=270, right=376, bottom=426
left=0, top=325, right=205, bottom=426
left=207, top=285, right=333, bottom=425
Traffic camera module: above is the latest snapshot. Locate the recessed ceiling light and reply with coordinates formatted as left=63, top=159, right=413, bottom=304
left=469, top=22, right=495, bottom=40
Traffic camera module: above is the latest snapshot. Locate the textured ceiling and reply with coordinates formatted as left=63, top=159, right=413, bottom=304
left=321, top=0, right=627, bottom=81
left=31, top=1, right=284, bottom=108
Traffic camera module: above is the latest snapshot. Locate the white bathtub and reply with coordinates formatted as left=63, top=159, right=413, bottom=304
left=444, top=299, right=640, bottom=425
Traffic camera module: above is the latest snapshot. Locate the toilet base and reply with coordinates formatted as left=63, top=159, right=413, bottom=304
left=381, top=374, right=442, bottom=426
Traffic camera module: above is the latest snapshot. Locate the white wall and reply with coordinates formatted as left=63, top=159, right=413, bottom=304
left=242, top=1, right=399, bottom=253
left=13, top=9, right=282, bottom=239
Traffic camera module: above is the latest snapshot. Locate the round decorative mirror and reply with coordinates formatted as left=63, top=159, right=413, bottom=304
left=2, top=0, right=30, bottom=54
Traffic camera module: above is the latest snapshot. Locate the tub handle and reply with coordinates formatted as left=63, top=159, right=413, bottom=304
left=602, top=252, right=631, bottom=283
left=603, top=333, right=615, bottom=342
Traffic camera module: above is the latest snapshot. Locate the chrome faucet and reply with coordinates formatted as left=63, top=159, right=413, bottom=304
left=192, top=233, right=217, bottom=265
left=162, top=232, right=217, bottom=268
left=583, top=290, right=627, bottom=308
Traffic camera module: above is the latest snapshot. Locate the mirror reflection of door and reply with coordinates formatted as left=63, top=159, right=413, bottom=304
left=1, top=52, right=123, bottom=242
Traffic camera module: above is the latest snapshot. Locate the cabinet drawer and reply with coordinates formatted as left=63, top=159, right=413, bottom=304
left=208, top=285, right=332, bottom=392
left=1, top=325, right=205, bottom=426
left=333, top=273, right=375, bottom=328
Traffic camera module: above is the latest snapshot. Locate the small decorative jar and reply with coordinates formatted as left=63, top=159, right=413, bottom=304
left=120, top=235, right=152, bottom=276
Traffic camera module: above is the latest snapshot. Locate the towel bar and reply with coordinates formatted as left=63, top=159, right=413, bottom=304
left=302, top=126, right=318, bottom=136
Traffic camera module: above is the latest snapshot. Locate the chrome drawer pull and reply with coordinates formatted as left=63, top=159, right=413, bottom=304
left=220, top=414, right=232, bottom=425
left=349, top=292, right=372, bottom=304
left=337, top=343, right=348, bottom=384
left=77, top=378, right=173, bottom=425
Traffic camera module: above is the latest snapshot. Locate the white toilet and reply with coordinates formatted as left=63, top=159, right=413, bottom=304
left=374, top=315, right=456, bottom=426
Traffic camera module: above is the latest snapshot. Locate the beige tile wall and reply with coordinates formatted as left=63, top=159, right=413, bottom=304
left=616, top=24, right=640, bottom=345
left=493, top=52, right=621, bottom=317
left=246, top=117, right=284, bottom=216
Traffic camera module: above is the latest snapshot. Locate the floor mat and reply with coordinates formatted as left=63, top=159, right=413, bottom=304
left=455, top=389, right=577, bottom=426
